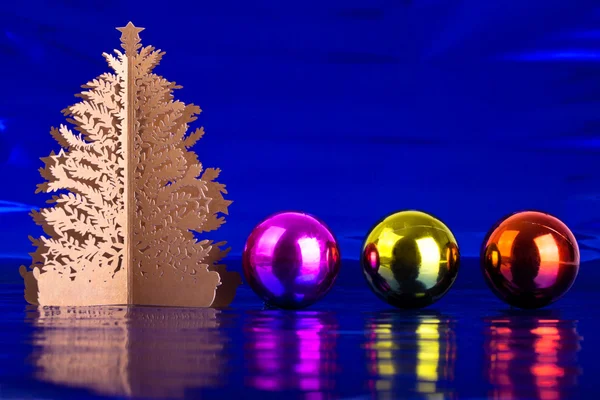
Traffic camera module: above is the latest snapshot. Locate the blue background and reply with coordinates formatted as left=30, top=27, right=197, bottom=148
left=1, top=0, right=600, bottom=267
left=1, top=2, right=600, bottom=399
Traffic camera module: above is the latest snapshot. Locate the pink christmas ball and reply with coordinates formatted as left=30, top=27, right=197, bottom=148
left=242, top=211, right=341, bottom=309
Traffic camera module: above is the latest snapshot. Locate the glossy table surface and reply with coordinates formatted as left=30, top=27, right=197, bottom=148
left=0, top=258, right=597, bottom=400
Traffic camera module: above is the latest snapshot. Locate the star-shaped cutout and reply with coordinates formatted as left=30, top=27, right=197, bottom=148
left=116, top=21, right=145, bottom=36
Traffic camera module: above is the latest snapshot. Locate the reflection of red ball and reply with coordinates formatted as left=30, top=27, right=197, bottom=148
left=481, top=211, right=580, bottom=309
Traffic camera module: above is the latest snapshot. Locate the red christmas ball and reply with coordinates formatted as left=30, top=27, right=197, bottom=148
left=481, top=211, right=580, bottom=309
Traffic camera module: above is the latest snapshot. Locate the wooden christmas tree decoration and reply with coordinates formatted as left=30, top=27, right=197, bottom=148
left=19, top=22, right=240, bottom=307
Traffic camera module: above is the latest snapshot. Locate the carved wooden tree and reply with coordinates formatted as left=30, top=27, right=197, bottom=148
left=19, top=22, right=240, bottom=307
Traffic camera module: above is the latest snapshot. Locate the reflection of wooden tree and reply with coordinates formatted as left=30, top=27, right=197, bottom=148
left=30, top=306, right=226, bottom=398
left=19, top=22, right=240, bottom=307
left=32, top=307, right=131, bottom=396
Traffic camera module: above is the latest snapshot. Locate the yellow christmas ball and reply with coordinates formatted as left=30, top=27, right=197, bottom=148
left=361, top=210, right=460, bottom=309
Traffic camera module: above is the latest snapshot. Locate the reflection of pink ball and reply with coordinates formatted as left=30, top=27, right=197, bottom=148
left=242, top=211, right=341, bottom=309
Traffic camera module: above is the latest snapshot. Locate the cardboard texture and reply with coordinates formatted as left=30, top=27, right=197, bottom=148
left=19, top=22, right=240, bottom=307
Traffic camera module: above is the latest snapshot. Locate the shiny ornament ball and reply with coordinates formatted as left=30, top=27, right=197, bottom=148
left=361, top=210, right=460, bottom=309
left=242, top=211, right=341, bottom=309
left=481, top=211, right=580, bottom=309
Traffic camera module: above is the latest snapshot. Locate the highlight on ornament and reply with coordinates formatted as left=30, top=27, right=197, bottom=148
left=481, top=210, right=580, bottom=309
left=242, top=211, right=341, bottom=309
left=361, top=210, right=460, bottom=309
left=18, top=22, right=240, bottom=308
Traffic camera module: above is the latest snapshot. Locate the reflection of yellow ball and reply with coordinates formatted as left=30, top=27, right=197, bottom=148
left=361, top=210, right=460, bottom=309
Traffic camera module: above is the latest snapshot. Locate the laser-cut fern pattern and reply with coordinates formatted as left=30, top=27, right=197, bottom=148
left=19, top=49, right=128, bottom=306
left=128, top=25, right=235, bottom=306
left=20, top=22, right=239, bottom=307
